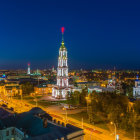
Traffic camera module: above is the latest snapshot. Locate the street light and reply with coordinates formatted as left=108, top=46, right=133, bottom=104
left=20, top=92, right=23, bottom=101
left=81, top=117, right=83, bottom=129
left=111, top=122, right=117, bottom=140
left=85, top=96, right=91, bottom=113
left=63, top=107, right=67, bottom=123
left=34, top=98, right=38, bottom=107
left=133, top=108, right=136, bottom=140
left=33, top=92, right=38, bottom=107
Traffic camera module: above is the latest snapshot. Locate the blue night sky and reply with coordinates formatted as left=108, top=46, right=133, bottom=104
left=0, top=0, right=140, bottom=70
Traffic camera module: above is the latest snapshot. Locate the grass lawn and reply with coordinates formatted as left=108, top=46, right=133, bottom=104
left=123, top=128, right=140, bottom=139
left=55, top=100, right=68, bottom=104
left=29, top=100, right=57, bottom=107
left=23, top=96, right=34, bottom=100
left=13, top=96, right=22, bottom=100
left=14, top=95, right=42, bottom=100
left=68, top=111, right=109, bottom=130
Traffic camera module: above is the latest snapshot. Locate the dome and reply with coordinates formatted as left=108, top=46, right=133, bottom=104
left=59, top=41, right=67, bottom=51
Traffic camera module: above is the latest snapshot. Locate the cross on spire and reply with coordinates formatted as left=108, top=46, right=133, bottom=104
left=61, top=27, right=65, bottom=41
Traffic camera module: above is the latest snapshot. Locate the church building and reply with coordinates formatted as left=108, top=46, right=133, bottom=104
left=133, top=76, right=140, bottom=98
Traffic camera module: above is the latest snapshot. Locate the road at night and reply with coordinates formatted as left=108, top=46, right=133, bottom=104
left=0, top=95, right=133, bottom=140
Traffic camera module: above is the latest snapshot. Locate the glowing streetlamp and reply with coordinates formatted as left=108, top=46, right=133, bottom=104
left=35, top=98, right=38, bottom=107
left=63, top=107, right=67, bottom=123
left=111, top=122, right=117, bottom=140
left=33, top=92, right=38, bottom=107
left=85, top=96, right=91, bottom=113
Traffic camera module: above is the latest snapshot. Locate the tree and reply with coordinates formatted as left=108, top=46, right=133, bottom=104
left=79, top=88, right=88, bottom=106
left=134, top=100, right=140, bottom=115
left=107, top=104, right=123, bottom=127
left=133, top=100, right=140, bottom=128
left=89, top=90, right=133, bottom=130
left=87, top=105, right=94, bottom=123
left=21, top=82, right=34, bottom=95
left=66, top=91, right=75, bottom=105
left=66, top=91, right=81, bottom=105
left=0, top=80, right=5, bottom=86
left=121, top=82, right=133, bottom=97
left=73, top=91, right=80, bottom=105
left=74, top=82, right=78, bottom=87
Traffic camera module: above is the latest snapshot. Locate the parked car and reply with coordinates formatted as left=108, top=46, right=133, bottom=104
left=63, top=104, right=77, bottom=110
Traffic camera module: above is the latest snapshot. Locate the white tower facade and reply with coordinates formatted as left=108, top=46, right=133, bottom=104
left=57, top=40, right=68, bottom=87
left=52, top=27, right=71, bottom=98
left=133, top=76, right=140, bottom=98
left=27, top=63, right=31, bottom=75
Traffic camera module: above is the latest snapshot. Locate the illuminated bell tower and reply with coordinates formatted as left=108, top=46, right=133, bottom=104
left=52, top=27, right=70, bottom=98
left=57, top=40, right=68, bottom=87
left=27, top=63, right=31, bottom=75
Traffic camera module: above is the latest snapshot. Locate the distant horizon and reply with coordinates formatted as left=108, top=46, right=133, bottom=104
left=0, top=66, right=140, bottom=71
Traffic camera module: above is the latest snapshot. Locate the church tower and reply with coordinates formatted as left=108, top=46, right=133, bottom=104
left=133, top=75, right=140, bottom=98
left=27, top=63, right=31, bottom=75
left=52, top=27, right=71, bottom=98
left=57, top=40, right=68, bottom=87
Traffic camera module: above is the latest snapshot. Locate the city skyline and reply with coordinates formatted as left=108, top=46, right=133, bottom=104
left=0, top=1, right=140, bottom=140
left=0, top=0, right=140, bottom=69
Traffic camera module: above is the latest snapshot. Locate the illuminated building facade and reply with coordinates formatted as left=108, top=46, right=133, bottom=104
left=133, top=76, right=140, bottom=98
left=27, top=63, right=31, bottom=75
left=0, top=74, right=6, bottom=81
left=0, top=83, right=22, bottom=97
left=52, top=27, right=71, bottom=98
left=107, top=71, right=116, bottom=89
left=34, top=84, right=52, bottom=95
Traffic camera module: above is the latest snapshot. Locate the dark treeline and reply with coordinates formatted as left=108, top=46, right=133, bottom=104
left=67, top=89, right=140, bottom=130
left=21, top=82, right=34, bottom=95
left=66, top=89, right=88, bottom=106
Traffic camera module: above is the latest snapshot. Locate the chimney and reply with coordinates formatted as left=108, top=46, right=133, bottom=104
left=43, top=118, right=48, bottom=128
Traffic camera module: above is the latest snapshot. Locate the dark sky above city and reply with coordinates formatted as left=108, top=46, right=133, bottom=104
left=0, top=0, right=140, bottom=70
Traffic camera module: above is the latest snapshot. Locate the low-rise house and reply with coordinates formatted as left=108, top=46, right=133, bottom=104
left=76, top=81, right=99, bottom=89
left=0, top=127, right=26, bottom=140
left=88, top=86, right=115, bottom=93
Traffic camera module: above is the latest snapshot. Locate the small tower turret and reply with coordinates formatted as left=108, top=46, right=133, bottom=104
left=27, top=63, right=31, bottom=75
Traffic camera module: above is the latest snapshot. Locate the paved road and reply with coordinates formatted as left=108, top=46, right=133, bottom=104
left=0, top=95, right=133, bottom=140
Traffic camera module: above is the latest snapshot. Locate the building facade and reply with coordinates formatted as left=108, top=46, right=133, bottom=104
left=88, top=86, right=115, bottom=93
left=0, top=83, right=22, bottom=97
left=34, top=84, right=52, bottom=95
left=0, top=127, right=26, bottom=140
left=107, top=72, right=116, bottom=89
left=133, top=76, right=140, bottom=98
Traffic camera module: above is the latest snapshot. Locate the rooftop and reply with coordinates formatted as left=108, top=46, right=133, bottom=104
left=88, top=86, right=115, bottom=92
left=0, top=107, right=83, bottom=140
left=59, top=41, right=67, bottom=51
